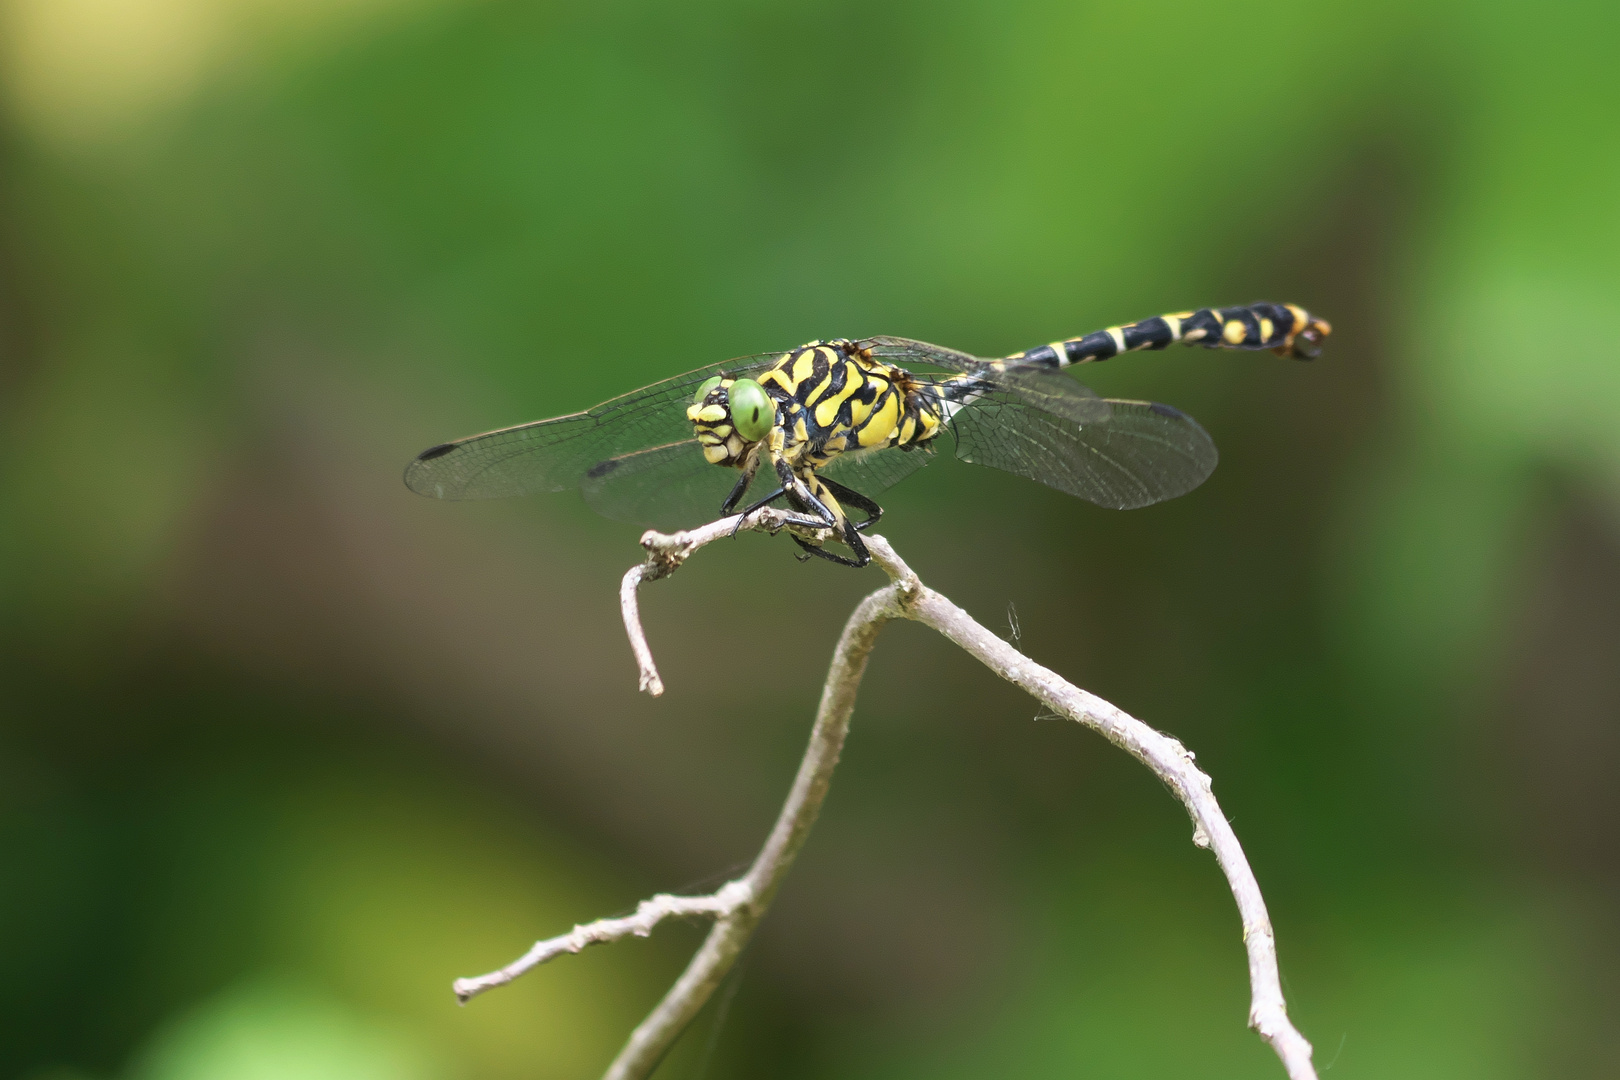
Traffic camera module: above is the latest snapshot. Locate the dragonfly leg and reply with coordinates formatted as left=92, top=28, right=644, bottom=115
left=784, top=493, right=871, bottom=566
left=729, top=486, right=786, bottom=538
left=720, top=471, right=752, bottom=515
left=838, top=524, right=872, bottom=566
left=719, top=454, right=763, bottom=515
left=773, top=455, right=871, bottom=568
left=791, top=533, right=870, bottom=567
left=815, top=475, right=883, bottom=532
left=772, top=453, right=835, bottom=525
left=773, top=499, right=861, bottom=564
left=739, top=486, right=787, bottom=517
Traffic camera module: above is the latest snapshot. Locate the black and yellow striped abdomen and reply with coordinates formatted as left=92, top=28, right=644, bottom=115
left=1002, top=302, right=1331, bottom=370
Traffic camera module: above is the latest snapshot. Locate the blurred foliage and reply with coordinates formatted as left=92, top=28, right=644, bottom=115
left=2, top=0, right=1618, bottom=1077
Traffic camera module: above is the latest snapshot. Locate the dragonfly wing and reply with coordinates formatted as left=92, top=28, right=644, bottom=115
left=404, top=410, right=599, bottom=500
left=404, top=353, right=782, bottom=501
left=948, top=391, right=1217, bottom=509
left=819, top=443, right=936, bottom=497
left=580, top=439, right=760, bottom=530
left=861, top=335, right=1111, bottom=425
left=861, top=334, right=982, bottom=370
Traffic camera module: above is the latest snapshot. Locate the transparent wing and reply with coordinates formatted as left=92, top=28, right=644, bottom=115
left=948, top=391, right=1217, bottom=509
left=580, top=438, right=763, bottom=531
left=820, top=442, right=937, bottom=496
left=861, top=335, right=1111, bottom=425
left=403, top=353, right=782, bottom=502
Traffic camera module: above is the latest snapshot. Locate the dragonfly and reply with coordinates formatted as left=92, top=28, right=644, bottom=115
left=405, top=302, right=1330, bottom=567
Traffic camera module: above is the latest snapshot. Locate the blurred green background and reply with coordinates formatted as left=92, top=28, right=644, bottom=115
left=2, top=0, right=1617, bottom=1077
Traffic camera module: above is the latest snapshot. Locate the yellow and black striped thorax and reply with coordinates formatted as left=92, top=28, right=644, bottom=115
left=756, top=340, right=947, bottom=469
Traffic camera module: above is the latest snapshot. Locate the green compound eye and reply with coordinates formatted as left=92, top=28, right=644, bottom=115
left=728, top=378, right=773, bottom=441
left=692, top=375, right=723, bottom=404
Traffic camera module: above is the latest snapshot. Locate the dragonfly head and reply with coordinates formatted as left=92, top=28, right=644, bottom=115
left=687, top=375, right=776, bottom=466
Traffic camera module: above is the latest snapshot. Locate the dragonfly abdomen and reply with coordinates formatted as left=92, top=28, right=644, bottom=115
left=1004, top=302, right=1331, bottom=369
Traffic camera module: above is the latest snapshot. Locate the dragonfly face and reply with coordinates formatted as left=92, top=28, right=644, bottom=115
left=686, top=377, right=770, bottom=467
left=404, top=301, right=1331, bottom=569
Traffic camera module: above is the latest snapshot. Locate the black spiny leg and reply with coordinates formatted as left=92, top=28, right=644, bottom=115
left=813, top=475, right=875, bottom=565
left=772, top=455, right=871, bottom=568
left=791, top=500, right=871, bottom=569
left=792, top=534, right=866, bottom=566
left=737, top=486, right=786, bottom=518
left=719, top=457, right=762, bottom=515
left=789, top=529, right=871, bottom=568
left=816, top=475, right=883, bottom=532
left=728, top=483, right=786, bottom=539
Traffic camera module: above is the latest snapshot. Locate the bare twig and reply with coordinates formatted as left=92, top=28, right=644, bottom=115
left=456, top=524, right=1317, bottom=1080
left=452, top=883, right=752, bottom=1003
left=861, top=535, right=1316, bottom=1080
left=619, top=506, right=824, bottom=697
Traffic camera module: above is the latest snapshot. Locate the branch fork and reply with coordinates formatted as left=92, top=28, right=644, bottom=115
left=459, top=520, right=1318, bottom=1080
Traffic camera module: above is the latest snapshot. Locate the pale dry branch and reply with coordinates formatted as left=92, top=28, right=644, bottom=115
left=619, top=506, right=826, bottom=697
left=456, top=523, right=1317, bottom=1080
left=861, top=535, right=1316, bottom=1080
left=453, top=882, right=754, bottom=1003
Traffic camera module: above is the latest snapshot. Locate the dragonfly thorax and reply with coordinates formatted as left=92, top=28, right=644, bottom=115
left=757, top=340, right=948, bottom=470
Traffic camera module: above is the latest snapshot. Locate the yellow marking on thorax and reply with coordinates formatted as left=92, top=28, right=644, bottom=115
left=792, top=416, right=808, bottom=443
left=896, top=414, right=917, bottom=445
left=848, top=393, right=875, bottom=427
left=849, top=366, right=894, bottom=427
left=814, top=362, right=865, bottom=427
left=805, top=370, right=835, bottom=407
left=857, top=390, right=900, bottom=447
left=791, top=349, right=818, bottom=387
left=759, top=368, right=794, bottom=395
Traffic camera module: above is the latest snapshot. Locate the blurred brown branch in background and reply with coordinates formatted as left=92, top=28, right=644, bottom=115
left=454, top=521, right=1319, bottom=1080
